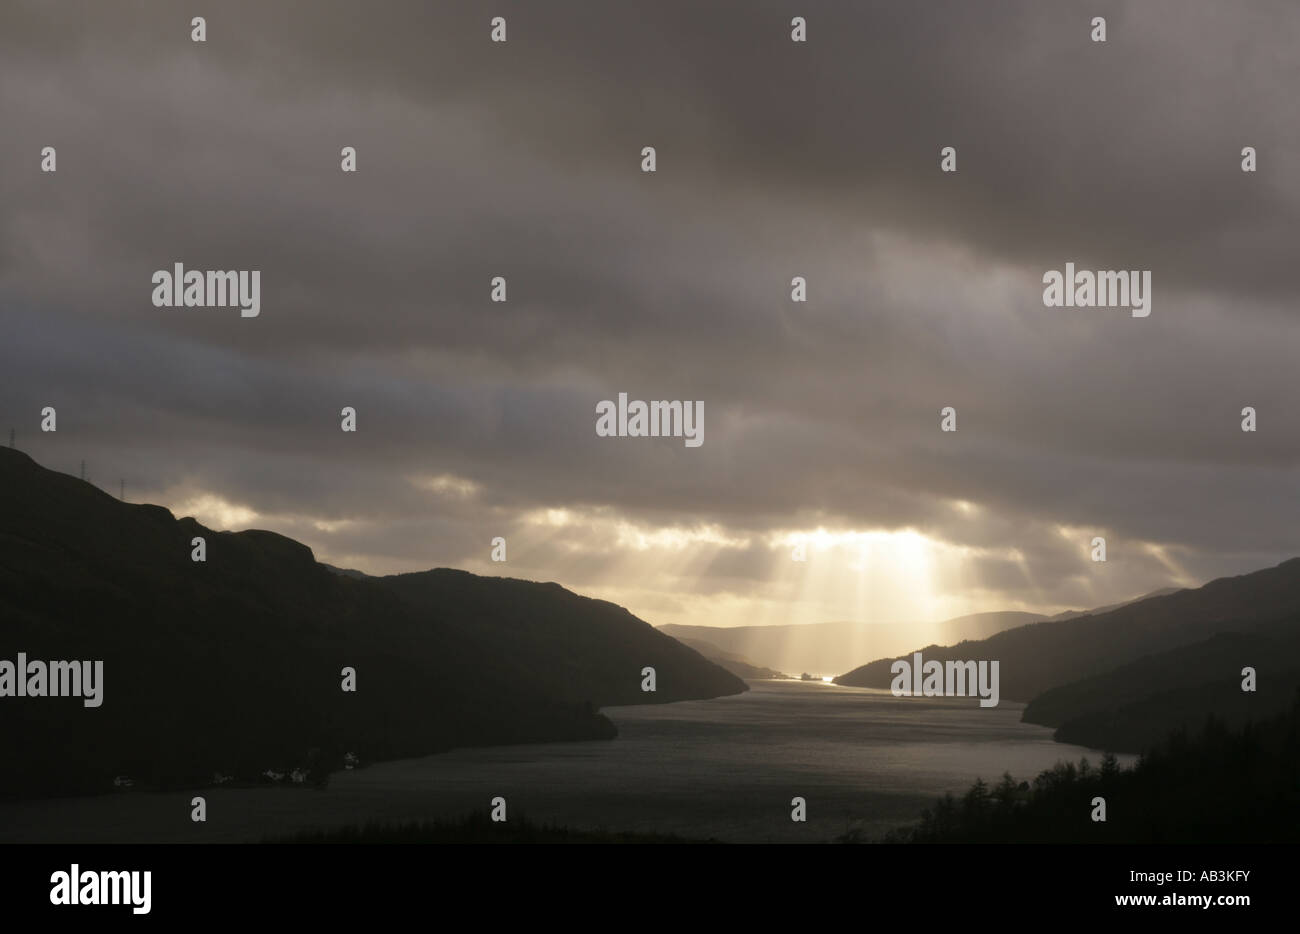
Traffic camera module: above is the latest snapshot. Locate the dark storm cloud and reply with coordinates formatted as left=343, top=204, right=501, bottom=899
left=2, top=0, right=1297, bottom=614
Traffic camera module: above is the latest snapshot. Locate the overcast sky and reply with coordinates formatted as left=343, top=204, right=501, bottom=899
left=3, top=0, right=1298, bottom=631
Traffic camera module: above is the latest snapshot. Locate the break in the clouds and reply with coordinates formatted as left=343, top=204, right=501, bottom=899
left=2, top=0, right=1298, bottom=635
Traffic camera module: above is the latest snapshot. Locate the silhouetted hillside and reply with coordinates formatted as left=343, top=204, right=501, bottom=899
left=1024, top=621, right=1300, bottom=752
left=673, top=636, right=790, bottom=680
left=0, top=448, right=744, bottom=798
left=835, top=559, right=1300, bottom=705
left=381, top=569, right=748, bottom=707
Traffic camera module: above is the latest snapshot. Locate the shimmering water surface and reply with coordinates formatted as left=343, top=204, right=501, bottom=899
left=0, top=680, right=1135, bottom=843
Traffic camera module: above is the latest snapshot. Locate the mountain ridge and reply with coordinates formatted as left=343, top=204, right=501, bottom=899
left=0, top=447, right=744, bottom=798
left=834, top=558, right=1300, bottom=708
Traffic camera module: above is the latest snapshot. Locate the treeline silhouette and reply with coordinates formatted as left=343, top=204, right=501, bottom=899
left=263, top=811, right=718, bottom=844
left=863, top=689, right=1300, bottom=843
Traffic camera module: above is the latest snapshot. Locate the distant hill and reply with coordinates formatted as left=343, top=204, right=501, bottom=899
left=0, top=448, right=744, bottom=798
left=1045, top=587, right=1181, bottom=622
left=673, top=637, right=790, bottom=680
left=660, top=611, right=1041, bottom=677
left=939, top=611, right=1046, bottom=642
left=835, top=560, right=1300, bottom=709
